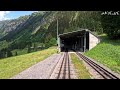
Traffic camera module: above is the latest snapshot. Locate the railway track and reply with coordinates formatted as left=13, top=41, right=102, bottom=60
left=57, top=52, right=70, bottom=79
left=75, top=52, right=120, bottom=79
left=49, top=51, right=77, bottom=79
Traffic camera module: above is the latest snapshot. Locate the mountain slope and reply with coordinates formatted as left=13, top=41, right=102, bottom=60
left=0, top=15, right=29, bottom=39
left=0, top=11, right=102, bottom=58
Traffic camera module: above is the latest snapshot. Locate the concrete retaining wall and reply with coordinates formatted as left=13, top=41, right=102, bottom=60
left=89, top=33, right=99, bottom=50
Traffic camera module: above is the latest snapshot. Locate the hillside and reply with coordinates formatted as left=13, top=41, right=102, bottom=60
left=0, top=15, right=29, bottom=39
left=0, top=11, right=120, bottom=79
left=0, top=11, right=102, bottom=58
left=0, top=47, right=56, bottom=79
left=85, top=34, right=120, bottom=74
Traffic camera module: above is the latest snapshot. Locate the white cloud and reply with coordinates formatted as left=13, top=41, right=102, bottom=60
left=0, top=11, right=11, bottom=21
left=6, top=11, right=10, bottom=14
left=33, top=11, right=38, bottom=12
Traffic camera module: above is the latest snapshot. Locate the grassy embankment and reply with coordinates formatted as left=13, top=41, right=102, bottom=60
left=85, top=34, right=120, bottom=74
left=0, top=46, right=57, bottom=79
left=70, top=53, right=91, bottom=79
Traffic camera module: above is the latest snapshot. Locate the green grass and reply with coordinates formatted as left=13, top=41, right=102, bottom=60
left=0, top=46, right=57, bottom=79
left=70, top=53, right=91, bottom=79
left=85, top=34, right=120, bottom=74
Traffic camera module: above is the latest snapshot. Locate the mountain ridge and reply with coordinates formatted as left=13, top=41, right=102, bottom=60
left=0, top=11, right=102, bottom=58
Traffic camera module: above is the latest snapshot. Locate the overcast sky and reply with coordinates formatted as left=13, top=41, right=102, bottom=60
left=0, top=11, right=38, bottom=21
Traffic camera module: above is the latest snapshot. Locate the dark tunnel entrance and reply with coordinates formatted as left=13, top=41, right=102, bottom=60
left=59, top=30, right=89, bottom=52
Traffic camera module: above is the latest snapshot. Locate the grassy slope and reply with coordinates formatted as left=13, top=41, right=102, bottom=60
left=85, top=34, right=120, bottom=74
left=0, top=46, right=57, bottom=79
left=70, top=53, right=91, bottom=79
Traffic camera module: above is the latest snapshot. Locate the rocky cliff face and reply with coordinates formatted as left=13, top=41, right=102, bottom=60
left=0, top=15, right=29, bottom=39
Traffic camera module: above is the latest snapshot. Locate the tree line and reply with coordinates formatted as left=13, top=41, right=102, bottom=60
left=0, top=48, right=13, bottom=58
left=101, top=11, right=120, bottom=39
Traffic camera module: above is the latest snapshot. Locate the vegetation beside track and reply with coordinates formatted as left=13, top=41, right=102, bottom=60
left=70, top=53, right=91, bottom=79
left=0, top=46, right=57, bottom=79
left=85, top=34, right=120, bottom=74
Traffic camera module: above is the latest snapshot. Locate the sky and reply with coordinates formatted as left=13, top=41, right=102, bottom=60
left=0, top=11, right=38, bottom=21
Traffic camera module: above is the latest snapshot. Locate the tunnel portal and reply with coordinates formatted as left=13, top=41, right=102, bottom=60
left=58, top=30, right=90, bottom=52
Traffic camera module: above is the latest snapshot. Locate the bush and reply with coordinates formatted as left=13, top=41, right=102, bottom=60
left=45, top=38, right=56, bottom=47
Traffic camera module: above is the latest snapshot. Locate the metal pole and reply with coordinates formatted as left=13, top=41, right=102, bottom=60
left=57, top=19, right=59, bottom=53
left=57, top=19, right=58, bottom=42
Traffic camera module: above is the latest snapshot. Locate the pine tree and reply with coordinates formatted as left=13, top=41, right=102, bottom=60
left=0, top=50, right=2, bottom=58
left=1, top=48, right=7, bottom=58
left=27, top=45, right=31, bottom=53
left=34, top=43, right=37, bottom=51
left=6, top=50, right=13, bottom=57
left=15, top=51, right=18, bottom=56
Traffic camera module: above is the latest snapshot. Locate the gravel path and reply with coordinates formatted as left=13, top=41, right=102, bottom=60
left=11, top=53, right=62, bottom=79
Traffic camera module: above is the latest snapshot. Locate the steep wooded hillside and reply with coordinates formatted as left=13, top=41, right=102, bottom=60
left=0, top=11, right=102, bottom=58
